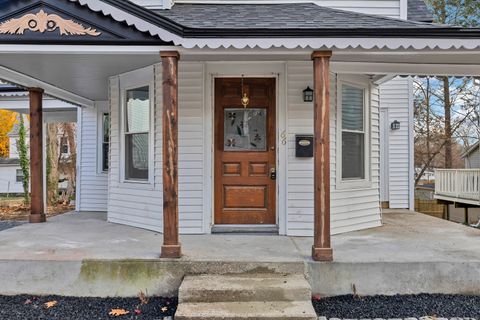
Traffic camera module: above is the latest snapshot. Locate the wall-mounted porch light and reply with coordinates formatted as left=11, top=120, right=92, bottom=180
left=390, top=120, right=400, bottom=130
left=303, top=86, right=314, bottom=102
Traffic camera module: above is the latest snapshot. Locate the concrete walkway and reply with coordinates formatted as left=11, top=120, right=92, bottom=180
left=0, top=210, right=479, bottom=297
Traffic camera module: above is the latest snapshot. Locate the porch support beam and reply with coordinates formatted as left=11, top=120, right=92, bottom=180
left=312, top=51, right=333, bottom=262
left=29, top=88, right=46, bottom=223
left=160, top=51, right=181, bottom=259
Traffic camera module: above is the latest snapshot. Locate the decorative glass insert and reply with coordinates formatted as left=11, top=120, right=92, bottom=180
left=224, top=108, right=267, bottom=151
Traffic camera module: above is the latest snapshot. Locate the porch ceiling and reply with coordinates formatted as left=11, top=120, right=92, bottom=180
left=0, top=52, right=161, bottom=102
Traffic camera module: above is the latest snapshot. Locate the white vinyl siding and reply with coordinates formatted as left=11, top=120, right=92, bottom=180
left=316, top=0, right=401, bottom=18
left=77, top=106, right=108, bottom=212
left=107, top=62, right=205, bottom=234
left=465, top=149, right=480, bottom=168
left=286, top=61, right=382, bottom=236
left=380, top=77, right=412, bottom=209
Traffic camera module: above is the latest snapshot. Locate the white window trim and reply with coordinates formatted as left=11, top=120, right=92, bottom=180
left=96, top=102, right=110, bottom=175
left=119, top=66, right=155, bottom=186
left=336, top=75, right=372, bottom=190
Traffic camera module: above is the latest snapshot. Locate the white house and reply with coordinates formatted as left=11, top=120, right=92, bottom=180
left=462, top=142, right=480, bottom=169
left=0, top=116, right=27, bottom=195
left=0, top=0, right=479, bottom=261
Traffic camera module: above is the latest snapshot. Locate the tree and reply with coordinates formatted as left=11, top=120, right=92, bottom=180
left=46, top=123, right=59, bottom=206
left=0, top=110, right=17, bottom=158
left=17, top=115, right=30, bottom=203
left=59, top=123, right=76, bottom=204
left=414, top=77, right=479, bottom=184
left=423, top=0, right=480, bottom=167
left=414, top=0, right=480, bottom=182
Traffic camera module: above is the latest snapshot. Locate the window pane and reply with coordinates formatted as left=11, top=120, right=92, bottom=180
left=102, top=143, right=109, bottom=172
left=126, top=86, right=149, bottom=133
left=102, top=113, right=110, bottom=172
left=342, top=132, right=365, bottom=179
left=16, top=169, right=23, bottom=183
left=125, top=133, right=148, bottom=180
left=342, top=85, right=364, bottom=131
left=224, top=108, right=267, bottom=151
left=103, top=113, right=110, bottom=143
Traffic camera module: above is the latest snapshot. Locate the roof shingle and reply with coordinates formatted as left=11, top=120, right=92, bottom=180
left=155, top=3, right=439, bottom=30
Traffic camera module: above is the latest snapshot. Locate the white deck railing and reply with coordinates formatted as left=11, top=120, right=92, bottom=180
left=435, top=169, right=480, bottom=203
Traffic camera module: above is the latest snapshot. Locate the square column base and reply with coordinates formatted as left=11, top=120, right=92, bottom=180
left=161, top=244, right=182, bottom=258
left=29, top=213, right=46, bottom=223
left=312, top=246, right=333, bottom=261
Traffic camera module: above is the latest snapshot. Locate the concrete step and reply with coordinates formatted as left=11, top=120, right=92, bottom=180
left=179, top=273, right=311, bottom=303
left=174, top=301, right=318, bottom=320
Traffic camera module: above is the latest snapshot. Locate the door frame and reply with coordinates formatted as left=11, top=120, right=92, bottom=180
left=203, top=62, right=287, bottom=234
left=213, top=77, right=277, bottom=226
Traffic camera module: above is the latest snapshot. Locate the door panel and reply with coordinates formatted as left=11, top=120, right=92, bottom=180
left=214, top=78, right=276, bottom=225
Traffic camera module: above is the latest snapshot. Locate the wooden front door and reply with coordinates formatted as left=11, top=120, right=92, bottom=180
left=214, top=78, right=276, bottom=225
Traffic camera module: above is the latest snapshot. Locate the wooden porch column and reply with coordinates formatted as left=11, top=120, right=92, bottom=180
left=311, top=51, right=333, bottom=261
left=29, top=88, right=46, bottom=223
left=160, top=51, right=181, bottom=258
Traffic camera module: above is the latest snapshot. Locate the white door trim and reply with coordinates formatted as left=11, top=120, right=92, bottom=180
left=203, top=62, right=287, bottom=234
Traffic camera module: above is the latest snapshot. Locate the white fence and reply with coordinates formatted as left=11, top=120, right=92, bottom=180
left=435, top=169, right=480, bottom=203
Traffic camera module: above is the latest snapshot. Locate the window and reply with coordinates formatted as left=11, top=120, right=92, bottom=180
left=102, top=113, right=110, bottom=172
left=341, top=84, right=365, bottom=180
left=16, top=169, right=23, bottom=183
left=60, top=137, right=69, bottom=154
left=124, top=86, right=150, bottom=181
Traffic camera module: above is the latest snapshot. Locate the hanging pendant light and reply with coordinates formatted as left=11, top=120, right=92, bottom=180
left=241, top=75, right=249, bottom=108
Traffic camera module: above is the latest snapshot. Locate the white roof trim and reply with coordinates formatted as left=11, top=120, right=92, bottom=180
left=75, top=0, right=480, bottom=50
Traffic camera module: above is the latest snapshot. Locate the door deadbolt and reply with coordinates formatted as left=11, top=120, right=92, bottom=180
left=270, top=167, right=277, bottom=180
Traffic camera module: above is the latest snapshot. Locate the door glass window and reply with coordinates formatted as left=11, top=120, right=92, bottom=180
left=224, top=108, right=267, bottom=151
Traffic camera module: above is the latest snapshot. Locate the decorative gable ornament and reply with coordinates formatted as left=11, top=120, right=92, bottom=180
left=0, top=10, right=101, bottom=36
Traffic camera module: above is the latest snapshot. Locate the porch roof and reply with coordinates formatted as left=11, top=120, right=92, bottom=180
left=152, top=3, right=451, bottom=37
left=75, top=0, right=480, bottom=49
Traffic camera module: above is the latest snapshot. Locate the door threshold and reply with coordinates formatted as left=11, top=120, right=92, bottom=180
left=211, top=224, right=279, bottom=234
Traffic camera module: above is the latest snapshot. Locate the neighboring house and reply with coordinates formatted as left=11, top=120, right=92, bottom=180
left=0, top=112, right=76, bottom=196
left=0, top=118, right=27, bottom=195
left=462, top=142, right=480, bottom=168
left=0, top=158, right=23, bottom=195
left=0, top=0, right=479, bottom=261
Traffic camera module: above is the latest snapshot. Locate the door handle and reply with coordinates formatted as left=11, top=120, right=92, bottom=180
left=270, top=167, right=277, bottom=180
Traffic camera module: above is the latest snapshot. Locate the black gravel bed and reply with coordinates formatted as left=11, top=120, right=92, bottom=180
left=0, top=295, right=177, bottom=320
left=0, top=221, right=25, bottom=231
left=313, top=294, right=480, bottom=318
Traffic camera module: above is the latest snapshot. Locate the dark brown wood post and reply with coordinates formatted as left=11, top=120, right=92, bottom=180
left=29, top=88, right=46, bottom=223
left=311, top=51, right=333, bottom=261
left=160, top=51, right=181, bottom=258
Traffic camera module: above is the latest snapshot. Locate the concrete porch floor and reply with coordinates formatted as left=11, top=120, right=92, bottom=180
left=0, top=210, right=479, bottom=297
